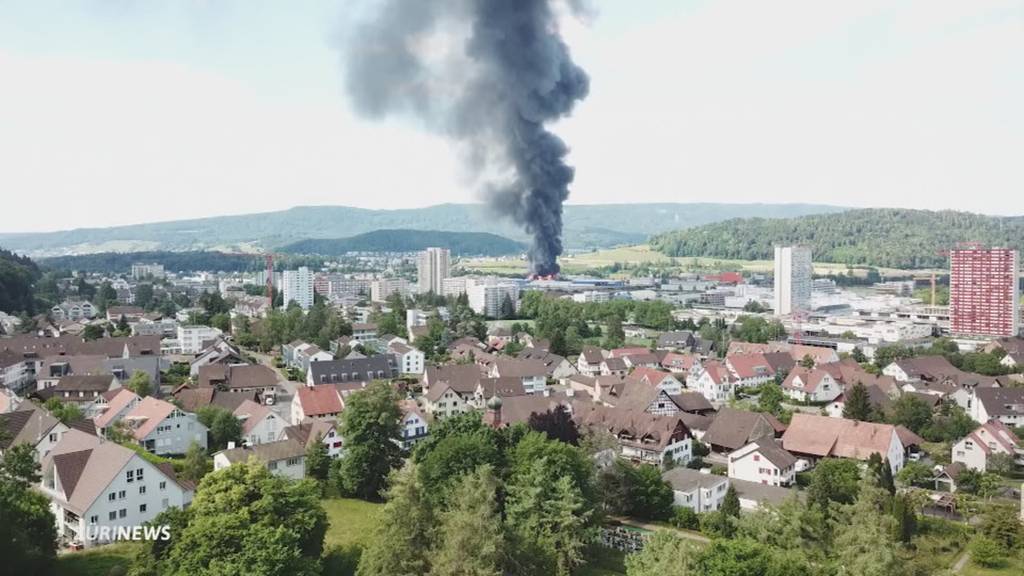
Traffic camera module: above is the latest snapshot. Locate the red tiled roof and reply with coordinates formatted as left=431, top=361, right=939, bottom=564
left=296, top=385, right=343, bottom=417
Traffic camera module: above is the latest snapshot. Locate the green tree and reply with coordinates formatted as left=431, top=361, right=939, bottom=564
left=179, top=441, right=210, bottom=483
left=43, top=397, right=83, bottom=424
left=429, top=466, right=506, bottom=576
left=82, top=323, right=105, bottom=341
left=625, top=530, right=699, bottom=576
left=335, top=381, right=402, bottom=500
left=832, top=481, right=900, bottom=576
left=979, top=505, right=1022, bottom=551
left=851, top=347, right=867, bottom=363
left=196, top=406, right=242, bottom=452
left=357, top=463, right=434, bottom=576
left=888, top=395, right=932, bottom=434
left=721, top=485, right=741, bottom=519
left=153, top=460, right=327, bottom=576
left=808, top=458, right=860, bottom=511
left=125, top=371, right=152, bottom=397
left=135, top=283, right=155, bottom=310
left=0, top=443, right=57, bottom=575
left=209, top=312, right=231, bottom=334
left=499, top=293, right=516, bottom=320
left=892, top=493, right=917, bottom=544
left=757, top=385, right=784, bottom=416
left=603, top=315, right=626, bottom=349
left=968, top=535, right=1005, bottom=568
left=599, top=460, right=674, bottom=521
left=896, top=461, right=933, bottom=488
left=304, top=434, right=330, bottom=484
left=799, top=354, right=815, bottom=369
left=842, top=382, right=874, bottom=421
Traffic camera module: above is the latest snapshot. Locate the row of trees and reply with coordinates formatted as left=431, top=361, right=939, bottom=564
left=841, top=382, right=976, bottom=443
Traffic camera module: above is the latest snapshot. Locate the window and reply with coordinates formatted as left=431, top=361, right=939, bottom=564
left=119, top=509, right=127, bottom=518
left=140, top=504, right=147, bottom=513
left=89, top=515, right=98, bottom=524
left=118, top=490, right=126, bottom=499
left=108, top=492, right=116, bottom=502
left=161, top=498, right=169, bottom=509
left=139, top=486, right=146, bottom=495
left=286, top=457, right=301, bottom=467
left=137, top=468, right=144, bottom=481
left=753, top=454, right=760, bottom=462
left=49, top=432, right=58, bottom=443
left=126, top=469, right=134, bottom=483
left=268, top=461, right=278, bottom=470
left=109, top=511, right=117, bottom=521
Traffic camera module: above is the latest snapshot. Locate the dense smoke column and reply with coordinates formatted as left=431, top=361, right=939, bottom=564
left=341, top=0, right=589, bottom=276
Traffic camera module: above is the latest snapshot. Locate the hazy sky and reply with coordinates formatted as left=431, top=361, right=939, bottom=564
left=1, top=0, right=1022, bottom=233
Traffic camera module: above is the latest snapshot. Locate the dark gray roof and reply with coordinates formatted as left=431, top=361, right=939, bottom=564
left=703, top=407, right=786, bottom=452
left=663, top=468, right=728, bottom=492
left=309, top=354, right=396, bottom=384
left=974, top=387, right=1024, bottom=417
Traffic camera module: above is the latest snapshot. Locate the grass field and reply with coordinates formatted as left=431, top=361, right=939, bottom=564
left=962, top=555, right=1024, bottom=576
left=461, top=244, right=928, bottom=277
left=56, top=543, right=138, bottom=576
left=321, top=497, right=385, bottom=576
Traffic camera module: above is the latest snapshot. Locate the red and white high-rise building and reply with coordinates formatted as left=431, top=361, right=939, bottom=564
left=949, top=246, right=1019, bottom=337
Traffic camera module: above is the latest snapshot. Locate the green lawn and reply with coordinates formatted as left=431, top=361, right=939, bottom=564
left=580, top=547, right=628, bottom=576
left=321, top=497, right=384, bottom=576
left=56, top=543, right=139, bottom=576
left=962, top=555, right=1024, bottom=576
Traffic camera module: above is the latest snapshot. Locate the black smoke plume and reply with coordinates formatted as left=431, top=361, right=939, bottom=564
left=341, top=0, right=589, bottom=276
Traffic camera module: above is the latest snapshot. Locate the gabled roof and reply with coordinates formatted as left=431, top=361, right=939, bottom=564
left=703, top=407, right=785, bottom=451
left=602, top=357, right=627, bottom=371
left=477, top=377, right=527, bottom=400
left=742, top=437, right=797, bottom=469
left=123, top=397, right=178, bottom=440
left=0, top=404, right=62, bottom=449
left=891, top=356, right=959, bottom=381
left=296, top=385, right=344, bottom=417
left=660, top=352, right=699, bottom=372
left=574, top=403, right=690, bottom=451
left=492, top=357, right=547, bottom=379
left=629, top=367, right=679, bottom=387
left=782, top=413, right=899, bottom=461
left=965, top=419, right=1020, bottom=454
left=43, top=429, right=137, bottom=514
left=974, top=387, right=1024, bottom=417
left=217, top=438, right=306, bottom=464
left=726, top=353, right=775, bottom=380
left=781, top=367, right=834, bottom=394
left=93, top=388, right=141, bottom=429
left=233, top=399, right=274, bottom=436
left=663, top=467, right=729, bottom=492
left=425, top=363, right=484, bottom=394
left=198, top=363, right=279, bottom=390
left=579, top=346, right=605, bottom=364
left=54, top=374, right=117, bottom=392
left=700, top=361, right=735, bottom=386
left=283, top=420, right=338, bottom=448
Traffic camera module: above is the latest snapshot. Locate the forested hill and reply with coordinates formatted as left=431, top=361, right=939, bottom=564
left=649, top=209, right=1024, bottom=269
left=0, top=248, right=40, bottom=314
left=279, top=229, right=525, bottom=257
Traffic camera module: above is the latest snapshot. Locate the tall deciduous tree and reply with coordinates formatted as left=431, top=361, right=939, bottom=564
left=155, top=461, right=327, bottom=576
left=0, top=443, right=57, bottom=575
left=125, top=371, right=152, bottom=397
left=429, top=466, right=506, bottom=576
left=357, top=463, right=434, bottom=576
left=335, top=381, right=402, bottom=500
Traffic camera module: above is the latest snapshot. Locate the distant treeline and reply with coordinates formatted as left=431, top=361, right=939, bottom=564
left=278, top=229, right=525, bottom=256
left=38, top=251, right=325, bottom=274
left=0, top=248, right=40, bottom=314
left=650, top=208, right=1024, bottom=269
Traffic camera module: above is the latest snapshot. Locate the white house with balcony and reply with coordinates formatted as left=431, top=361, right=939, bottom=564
left=663, top=468, right=730, bottom=512
left=40, top=430, right=193, bottom=548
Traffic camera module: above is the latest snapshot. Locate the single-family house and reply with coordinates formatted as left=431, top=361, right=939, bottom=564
left=782, top=413, right=905, bottom=473
left=702, top=407, right=786, bottom=454
left=781, top=367, right=842, bottom=403
left=970, top=387, right=1024, bottom=428
left=692, top=361, right=736, bottom=403
left=728, top=437, right=797, bottom=487
left=282, top=420, right=343, bottom=458
left=399, top=400, right=429, bottom=450
left=40, top=430, right=193, bottom=548
left=0, top=403, right=71, bottom=459
left=213, top=438, right=306, bottom=480
left=576, top=346, right=606, bottom=377
left=92, top=389, right=142, bottom=436
left=663, top=468, right=730, bottom=512
left=574, top=404, right=693, bottom=466
left=389, top=341, right=425, bottom=374
left=234, top=399, right=284, bottom=446
left=517, top=347, right=577, bottom=380
left=122, top=397, right=208, bottom=455
left=489, top=357, right=547, bottom=394
left=291, top=384, right=344, bottom=423
left=951, top=420, right=1022, bottom=472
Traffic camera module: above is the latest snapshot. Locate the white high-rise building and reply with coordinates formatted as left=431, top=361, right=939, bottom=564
left=417, top=248, right=451, bottom=295
left=467, top=279, right=519, bottom=318
left=773, top=246, right=812, bottom=316
left=371, top=278, right=411, bottom=303
left=282, top=267, right=315, bottom=310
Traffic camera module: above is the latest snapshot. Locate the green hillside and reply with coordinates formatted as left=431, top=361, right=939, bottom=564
left=0, top=247, right=40, bottom=314
left=279, top=229, right=524, bottom=257
left=0, top=203, right=846, bottom=256
left=650, top=208, right=1024, bottom=269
